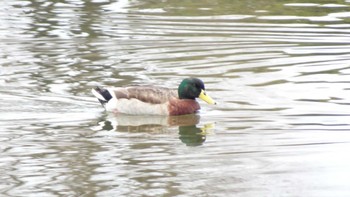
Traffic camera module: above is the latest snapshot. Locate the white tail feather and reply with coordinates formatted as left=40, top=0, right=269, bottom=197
left=91, top=88, right=107, bottom=101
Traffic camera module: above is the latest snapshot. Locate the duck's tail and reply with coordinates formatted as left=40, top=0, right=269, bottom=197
left=91, top=87, right=113, bottom=106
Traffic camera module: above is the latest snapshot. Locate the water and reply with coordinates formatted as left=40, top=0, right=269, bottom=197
left=1, top=0, right=350, bottom=196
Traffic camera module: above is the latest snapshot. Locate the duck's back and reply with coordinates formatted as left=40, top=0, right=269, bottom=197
left=112, top=86, right=178, bottom=104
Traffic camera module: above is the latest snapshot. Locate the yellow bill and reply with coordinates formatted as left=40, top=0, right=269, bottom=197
left=199, top=90, right=216, bottom=105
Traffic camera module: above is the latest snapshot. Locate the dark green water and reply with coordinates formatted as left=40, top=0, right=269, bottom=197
left=1, top=0, right=350, bottom=196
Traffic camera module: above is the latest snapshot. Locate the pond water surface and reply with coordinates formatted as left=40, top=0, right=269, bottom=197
left=1, top=0, right=350, bottom=196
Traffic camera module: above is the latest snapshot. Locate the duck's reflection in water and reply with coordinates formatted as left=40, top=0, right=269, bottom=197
left=95, top=113, right=214, bottom=146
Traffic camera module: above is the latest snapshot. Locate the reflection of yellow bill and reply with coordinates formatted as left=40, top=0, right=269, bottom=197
left=200, top=123, right=216, bottom=135
left=199, top=89, right=216, bottom=105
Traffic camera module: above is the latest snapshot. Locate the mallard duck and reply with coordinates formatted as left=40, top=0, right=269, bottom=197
left=91, top=78, right=216, bottom=116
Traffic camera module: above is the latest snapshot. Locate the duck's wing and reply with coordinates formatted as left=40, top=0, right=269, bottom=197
left=110, top=86, right=178, bottom=104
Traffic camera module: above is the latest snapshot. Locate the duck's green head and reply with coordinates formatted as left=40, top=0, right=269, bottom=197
left=178, top=78, right=216, bottom=105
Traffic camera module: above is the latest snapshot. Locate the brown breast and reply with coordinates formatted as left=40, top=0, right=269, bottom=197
left=168, top=99, right=200, bottom=116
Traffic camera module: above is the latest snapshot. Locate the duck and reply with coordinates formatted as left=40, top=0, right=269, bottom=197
left=91, top=78, right=216, bottom=116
